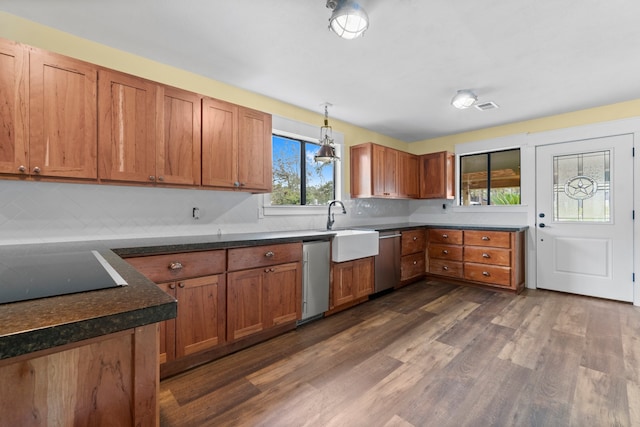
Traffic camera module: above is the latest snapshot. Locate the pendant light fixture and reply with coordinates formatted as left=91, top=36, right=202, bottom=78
left=314, top=104, right=340, bottom=163
left=326, top=0, right=369, bottom=40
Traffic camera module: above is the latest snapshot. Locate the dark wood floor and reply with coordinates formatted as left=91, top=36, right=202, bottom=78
left=159, top=280, right=640, bottom=426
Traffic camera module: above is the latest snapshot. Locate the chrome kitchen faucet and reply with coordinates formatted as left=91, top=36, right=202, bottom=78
left=326, top=200, right=346, bottom=230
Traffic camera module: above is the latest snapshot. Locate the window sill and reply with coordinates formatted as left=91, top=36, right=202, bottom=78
left=452, top=204, right=528, bottom=214
left=263, top=205, right=328, bottom=216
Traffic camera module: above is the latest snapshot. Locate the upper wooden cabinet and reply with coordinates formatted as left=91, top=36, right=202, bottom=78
left=419, top=151, right=455, bottom=199
left=202, top=97, right=272, bottom=192
left=98, top=70, right=156, bottom=183
left=1, top=45, right=99, bottom=180
left=398, top=151, right=420, bottom=199
left=98, top=70, right=201, bottom=186
left=0, top=39, right=28, bottom=175
left=351, top=142, right=419, bottom=199
left=156, top=86, right=202, bottom=186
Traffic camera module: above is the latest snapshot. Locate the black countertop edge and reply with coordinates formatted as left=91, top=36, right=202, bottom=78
left=0, top=303, right=176, bottom=360
left=349, top=223, right=529, bottom=232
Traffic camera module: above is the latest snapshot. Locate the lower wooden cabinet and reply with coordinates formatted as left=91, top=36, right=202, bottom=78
left=227, top=261, right=301, bottom=341
left=400, top=229, right=426, bottom=284
left=427, top=228, right=525, bottom=293
left=331, top=257, right=374, bottom=309
left=157, top=274, right=225, bottom=364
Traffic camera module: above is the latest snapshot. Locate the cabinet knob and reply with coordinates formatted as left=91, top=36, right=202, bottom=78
left=482, top=253, right=490, bottom=258
left=413, top=237, right=417, bottom=241
left=169, top=283, right=176, bottom=290
left=482, top=236, right=490, bottom=241
left=442, top=265, right=449, bottom=271
left=442, top=250, right=449, bottom=255
left=482, top=271, right=490, bottom=276
left=149, top=175, right=155, bottom=181
left=413, top=261, right=417, bottom=265
left=18, top=165, right=26, bottom=173
left=169, top=261, right=183, bottom=270
left=178, top=282, right=185, bottom=288
left=158, top=176, right=164, bottom=182
left=442, top=234, right=448, bottom=239
left=265, top=251, right=275, bottom=258
left=264, top=268, right=275, bottom=273
left=33, top=166, right=41, bottom=174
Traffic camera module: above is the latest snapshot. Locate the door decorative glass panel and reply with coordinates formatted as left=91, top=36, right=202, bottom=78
left=553, top=150, right=610, bottom=222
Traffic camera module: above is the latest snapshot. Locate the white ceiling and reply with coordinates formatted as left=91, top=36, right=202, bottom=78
left=3, top=0, right=640, bottom=142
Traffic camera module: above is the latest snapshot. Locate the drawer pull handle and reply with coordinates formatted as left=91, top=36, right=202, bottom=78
left=482, top=271, right=490, bottom=276
left=442, top=266, right=449, bottom=271
left=169, top=262, right=183, bottom=270
left=442, top=250, right=449, bottom=254
left=413, top=236, right=418, bottom=241
left=442, top=234, right=448, bottom=238
left=265, top=251, right=275, bottom=258
left=482, top=253, right=490, bottom=258
left=413, top=261, right=417, bottom=265
left=169, top=283, right=176, bottom=290
left=264, top=268, right=275, bottom=273
left=482, top=236, right=490, bottom=241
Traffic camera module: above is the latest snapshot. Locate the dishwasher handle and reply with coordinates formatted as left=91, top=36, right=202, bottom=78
left=379, top=233, right=402, bottom=239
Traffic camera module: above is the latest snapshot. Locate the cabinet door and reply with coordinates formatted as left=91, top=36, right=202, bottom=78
left=353, top=257, right=374, bottom=298
left=237, top=107, right=272, bottom=192
left=98, top=69, right=156, bottom=183
left=373, top=144, right=398, bottom=197
left=420, top=151, right=455, bottom=199
left=332, top=261, right=357, bottom=307
left=0, top=39, right=28, bottom=175
left=157, top=282, right=177, bottom=364
left=156, top=86, right=201, bottom=186
left=227, top=267, right=264, bottom=341
left=398, top=152, right=419, bottom=198
left=30, top=49, right=97, bottom=179
left=175, top=275, right=226, bottom=358
left=350, top=143, right=373, bottom=198
left=201, top=97, right=238, bottom=188
left=264, top=262, right=301, bottom=327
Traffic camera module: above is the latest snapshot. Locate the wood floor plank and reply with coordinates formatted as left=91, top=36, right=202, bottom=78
left=158, top=281, right=640, bottom=427
left=571, top=366, right=630, bottom=426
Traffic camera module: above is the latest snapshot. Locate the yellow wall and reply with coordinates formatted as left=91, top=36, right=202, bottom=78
left=408, top=100, right=640, bottom=155
left=3, top=11, right=640, bottom=190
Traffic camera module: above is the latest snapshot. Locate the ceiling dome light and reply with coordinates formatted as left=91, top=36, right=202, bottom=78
left=451, top=89, right=478, bottom=109
left=326, top=0, right=369, bottom=40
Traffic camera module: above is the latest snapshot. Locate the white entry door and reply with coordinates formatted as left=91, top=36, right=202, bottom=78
left=536, top=134, right=634, bottom=302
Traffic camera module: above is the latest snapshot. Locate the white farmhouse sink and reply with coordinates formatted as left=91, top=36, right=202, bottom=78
left=330, top=229, right=379, bottom=262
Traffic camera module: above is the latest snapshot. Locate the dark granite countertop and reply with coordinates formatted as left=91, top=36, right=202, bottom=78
left=0, top=230, right=333, bottom=360
left=0, top=223, right=527, bottom=361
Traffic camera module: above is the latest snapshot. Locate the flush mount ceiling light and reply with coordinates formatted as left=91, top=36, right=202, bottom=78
left=326, top=0, right=369, bottom=40
left=314, top=104, right=340, bottom=163
left=451, top=89, right=478, bottom=109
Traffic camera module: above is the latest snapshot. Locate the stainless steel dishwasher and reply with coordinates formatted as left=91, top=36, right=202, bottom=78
left=374, top=230, right=401, bottom=293
left=299, top=240, right=330, bottom=324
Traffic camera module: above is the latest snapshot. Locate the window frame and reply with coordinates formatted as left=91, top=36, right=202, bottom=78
left=459, top=148, right=521, bottom=206
left=453, top=134, right=528, bottom=212
left=263, top=116, right=343, bottom=217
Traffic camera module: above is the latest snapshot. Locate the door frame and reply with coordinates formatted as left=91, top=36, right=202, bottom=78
left=525, top=117, right=640, bottom=306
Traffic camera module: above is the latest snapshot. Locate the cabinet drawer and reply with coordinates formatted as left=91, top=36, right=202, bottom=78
left=228, top=242, right=302, bottom=271
left=126, top=250, right=226, bottom=283
left=428, top=229, right=463, bottom=245
left=464, top=230, right=511, bottom=248
left=464, top=263, right=512, bottom=287
left=401, top=252, right=425, bottom=281
left=428, top=244, right=463, bottom=261
left=401, top=229, right=426, bottom=255
left=428, top=259, right=463, bottom=278
left=464, top=246, right=511, bottom=266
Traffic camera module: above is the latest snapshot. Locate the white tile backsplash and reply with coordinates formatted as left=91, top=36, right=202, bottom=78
left=0, top=181, right=413, bottom=245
